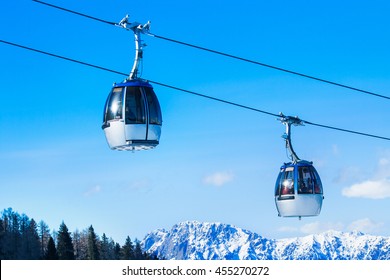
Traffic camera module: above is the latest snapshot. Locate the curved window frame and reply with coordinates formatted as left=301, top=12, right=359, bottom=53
left=312, top=168, right=323, bottom=194
left=124, top=86, right=146, bottom=124
left=144, top=87, right=162, bottom=125
left=298, top=166, right=314, bottom=194
left=103, top=87, right=124, bottom=123
left=297, top=165, right=323, bottom=194
left=275, top=167, right=295, bottom=197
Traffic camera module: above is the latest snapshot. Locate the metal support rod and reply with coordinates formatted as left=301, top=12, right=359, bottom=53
left=129, top=29, right=142, bottom=80
left=116, top=15, right=151, bottom=80
left=284, top=121, right=300, bottom=163
left=279, top=113, right=303, bottom=163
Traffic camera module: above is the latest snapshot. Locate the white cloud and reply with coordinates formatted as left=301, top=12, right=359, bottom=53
left=341, top=157, right=390, bottom=199
left=84, top=185, right=101, bottom=197
left=278, top=219, right=385, bottom=236
left=277, top=226, right=299, bottom=233
left=300, top=221, right=344, bottom=235
left=342, top=179, right=390, bottom=199
left=203, top=171, right=234, bottom=187
left=346, top=218, right=384, bottom=234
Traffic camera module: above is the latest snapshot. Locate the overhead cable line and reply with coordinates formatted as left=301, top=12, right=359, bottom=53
left=302, top=120, right=390, bottom=141
left=32, top=0, right=390, bottom=101
left=146, top=80, right=279, bottom=118
left=0, top=40, right=125, bottom=76
left=32, top=0, right=116, bottom=26
left=1, top=39, right=389, bottom=141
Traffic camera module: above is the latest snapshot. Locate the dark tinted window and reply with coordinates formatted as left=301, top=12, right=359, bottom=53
left=104, top=87, right=123, bottom=122
left=145, top=87, right=162, bottom=125
left=297, top=166, right=323, bottom=194
left=298, top=166, right=314, bottom=194
left=312, top=168, right=323, bottom=194
left=275, top=170, right=284, bottom=196
left=275, top=167, right=295, bottom=196
left=125, top=87, right=146, bottom=124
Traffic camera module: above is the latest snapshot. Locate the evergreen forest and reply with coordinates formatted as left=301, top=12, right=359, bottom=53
left=0, top=208, right=158, bottom=260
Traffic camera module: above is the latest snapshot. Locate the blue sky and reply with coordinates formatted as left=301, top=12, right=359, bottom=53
left=1, top=0, right=390, bottom=242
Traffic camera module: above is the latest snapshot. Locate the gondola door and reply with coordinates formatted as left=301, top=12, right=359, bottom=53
left=124, top=86, right=148, bottom=142
left=123, top=85, right=162, bottom=149
left=102, top=87, right=126, bottom=149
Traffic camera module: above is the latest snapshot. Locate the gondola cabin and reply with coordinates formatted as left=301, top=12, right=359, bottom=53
left=102, top=79, right=162, bottom=151
left=274, top=160, right=324, bottom=218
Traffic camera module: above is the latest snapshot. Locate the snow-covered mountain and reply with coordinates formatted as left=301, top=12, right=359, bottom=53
left=143, top=221, right=390, bottom=260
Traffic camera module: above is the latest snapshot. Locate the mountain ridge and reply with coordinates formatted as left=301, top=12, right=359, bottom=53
left=143, top=221, right=390, bottom=260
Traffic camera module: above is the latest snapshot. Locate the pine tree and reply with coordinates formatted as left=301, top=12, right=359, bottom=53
left=0, top=218, right=5, bottom=259
left=106, top=238, right=120, bottom=260
left=19, top=214, right=34, bottom=259
left=38, top=220, right=51, bottom=259
left=113, top=242, right=121, bottom=260
left=100, top=233, right=109, bottom=260
left=57, top=222, right=74, bottom=260
left=45, top=237, right=58, bottom=260
left=2, top=208, right=21, bottom=259
left=23, top=219, right=41, bottom=259
left=121, top=236, right=134, bottom=260
left=134, top=239, right=143, bottom=260
left=87, top=225, right=100, bottom=260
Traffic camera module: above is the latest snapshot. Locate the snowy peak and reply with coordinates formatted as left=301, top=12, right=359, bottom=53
left=144, top=221, right=273, bottom=260
left=143, top=221, right=390, bottom=260
left=274, top=230, right=390, bottom=260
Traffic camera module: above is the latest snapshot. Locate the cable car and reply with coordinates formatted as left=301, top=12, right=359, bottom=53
left=102, top=16, right=162, bottom=151
left=274, top=114, right=324, bottom=218
left=102, top=80, right=162, bottom=151
left=275, top=161, right=323, bottom=218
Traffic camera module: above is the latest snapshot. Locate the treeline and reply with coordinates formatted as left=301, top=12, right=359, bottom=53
left=0, top=208, right=157, bottom=260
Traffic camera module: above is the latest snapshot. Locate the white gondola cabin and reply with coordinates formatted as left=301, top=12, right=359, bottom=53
left=102, top=80, right=162, bottom=151
left=275, top=161, right=324, bottom=218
